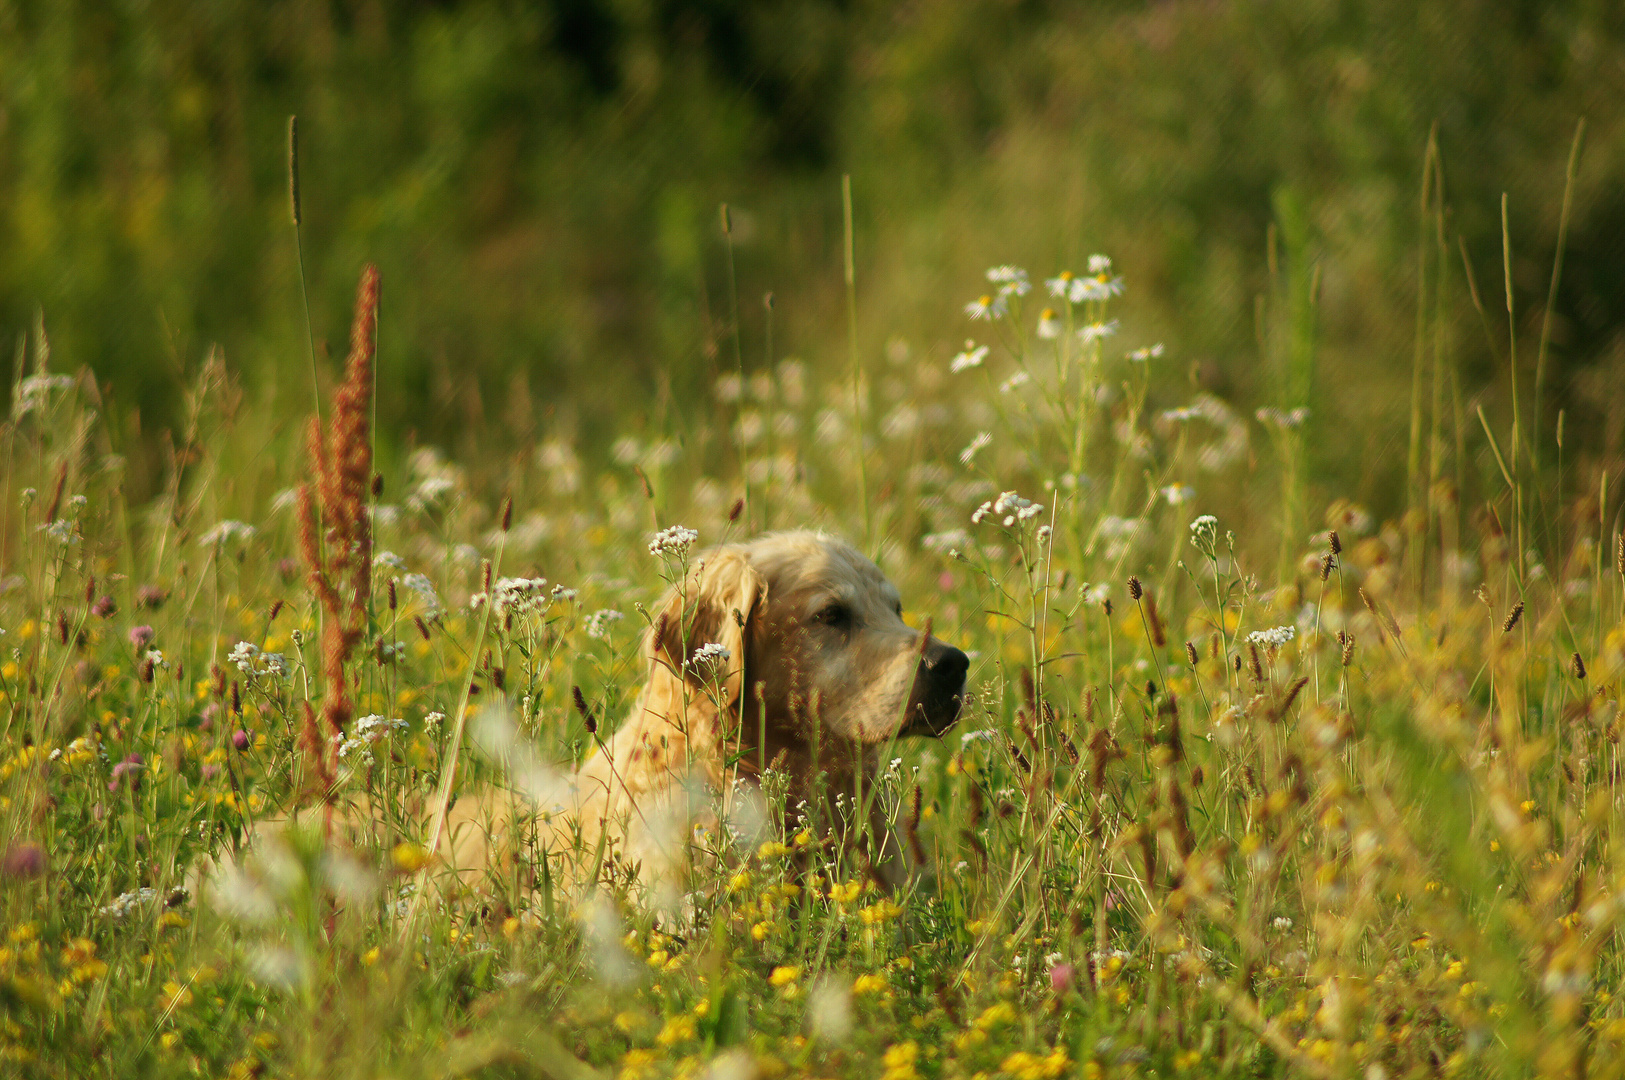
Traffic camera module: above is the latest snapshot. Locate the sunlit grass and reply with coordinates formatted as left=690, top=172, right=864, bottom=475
left=2, top=251, right=1622, bottom=1080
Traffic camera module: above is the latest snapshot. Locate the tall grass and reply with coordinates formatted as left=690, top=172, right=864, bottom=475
left=2, top=229, right=1624, bottom=1080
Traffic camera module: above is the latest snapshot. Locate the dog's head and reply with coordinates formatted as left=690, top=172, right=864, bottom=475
left=641, top=531, right=967, bottom=762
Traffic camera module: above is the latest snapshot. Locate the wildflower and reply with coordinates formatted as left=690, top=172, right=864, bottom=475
left=129, top=625, right=155, bottom=651
left=1070, top=271, right=1125, bottom=302
left=199, top=520, right=257, bottom=547
left=1049, top=962, right=1076, bottom=993
left=1036, top=309, right=1061, bottom=339
left=1190, top=514, right=1218, bottom=534
left=960, top=432, right=993, bottom=467
left=881, top=1041, right=919, bottom=1080
left=964, top=294, right=1008, bottom=321
left=986, top=265, right=1030, bottom=297
left=852, top=973, right=888, bottom=995
left=769, top=965, right=801, bottom=987
left=649, top=525, right=699, bottom=559
left=99, top=888, right=158, bottom=920
left=975, top=1001, right=1018, bottom=1029
left=1001, top=1049, right=1071, bottom=1080
left=585, top=609, right=624, bottom=639
left=232, top=729, right=251, bottom=751
left=1161, top=405, right=1204, bottom=422
left=999, top=371, right=1031, bottom=394
left=1247, top=626, right=1296, bottom=648
left=656, top=1015, right=696, bottom=1046
left=41, top=518, right=77, bottom=544
left=922, top=529, right=971, bottom=555
left=1161, top=482, right=1194, bottom=505
left=399, top=573, right=442, bottom=616
left=2, top=842, right=45, bottom=879
left=1256, top=406, right=1310, bottom=429
left=374, top=550, right=407, bottom=571
left=859, top=899, right=906, bottom=925
left=950, top=341, right=990, bottom=373
left=1127, top=343, right=1165, bottom=362
left=1077, top=319, right=1119, bottom=344
left=1045, top=271, right=1075, bottom=297
left=979, top=490, right=1043, bottom=527
left=687, top=642, right=731, bottom=673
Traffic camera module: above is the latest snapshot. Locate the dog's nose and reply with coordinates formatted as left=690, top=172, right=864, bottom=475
left=923, top=642, right=969, bottom=686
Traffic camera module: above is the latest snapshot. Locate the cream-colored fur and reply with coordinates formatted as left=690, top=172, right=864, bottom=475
left=254, top=531, right=967, bottom=899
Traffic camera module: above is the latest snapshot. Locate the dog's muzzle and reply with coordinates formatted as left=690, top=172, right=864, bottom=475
left=902, top=639, right=969, bottom=736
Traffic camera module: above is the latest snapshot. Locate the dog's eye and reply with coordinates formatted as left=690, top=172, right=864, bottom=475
left=893, top=600, right=903, bottom=617
left=814, top=602, right=851, bottom=628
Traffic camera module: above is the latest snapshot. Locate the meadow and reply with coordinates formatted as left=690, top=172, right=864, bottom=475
left=2, top=173, right=1623, bottom=1080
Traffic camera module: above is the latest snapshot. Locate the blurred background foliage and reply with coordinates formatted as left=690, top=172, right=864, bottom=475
left=1, top=0, right=1622, bottom=508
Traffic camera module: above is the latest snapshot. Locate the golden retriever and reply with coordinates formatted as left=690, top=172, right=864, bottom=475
left=442, top=530, right=968, bottom=892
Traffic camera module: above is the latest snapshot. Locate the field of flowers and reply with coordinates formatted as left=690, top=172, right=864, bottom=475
left=2, top=249, right=1623, bottom=1080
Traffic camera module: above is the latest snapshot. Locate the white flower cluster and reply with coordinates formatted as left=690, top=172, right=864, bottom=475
left=1046, top=258, right=1125, bottom=304
left=1247, top=625, right=1297, bottom=648
left=199, top=520, right=257, bottom=547
left=335, top=715, right=408, bottom=768
left=398, top=572, right=442, bottom=617
left=972, top=490, right=1044, bottom=527
left=374, top=550, right=407, bottom=572
left=471, top=576, right=550, bottom=617
left=1127, top=344, right=1165, bottom=362
left=649, top=525, right=699, bottom=559
left=585, top=608, right=625, bottom=639
left=687, top=642, right=731, bottom=672
left=99, top=887, right=157, bottom=920
left=228, top=641, right=291, bottom=680
left=40, top=518, right=77, bottom=545
left=1189, top=514, right=1218, bottom=533
left=12, top=373, right=76, bottom=418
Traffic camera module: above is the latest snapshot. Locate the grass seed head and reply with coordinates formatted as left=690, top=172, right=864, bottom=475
left=1502, top=601, right=1524, bottom=633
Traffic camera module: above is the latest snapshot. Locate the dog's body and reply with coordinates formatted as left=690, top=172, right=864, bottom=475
left=258, top=532, right=967, bottom=898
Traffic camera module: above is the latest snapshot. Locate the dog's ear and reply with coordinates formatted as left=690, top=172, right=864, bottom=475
left=642, top=546, right=768, bottom=748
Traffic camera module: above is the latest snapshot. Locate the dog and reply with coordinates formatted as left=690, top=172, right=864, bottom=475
left=440, top=530, right=969, bottom=893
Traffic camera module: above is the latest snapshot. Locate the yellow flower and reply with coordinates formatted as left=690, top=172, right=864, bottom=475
left=975, top=1001, right=1017, bottom=1030
left=751, top=921, right=773, bottom=942
left=859, top=899, right=905, bottom=925
left=160, top=1031, right=183, bottom=1052
left=390, top=842, right=432, bottom=873
left=502, top=917, right=521, bottom=938
left=1000, top=1048, right=1071, bottom=1080
left=830, top=880, right=864, bottom=905
left=758, top=841, right=792, bottom=859
left=882, top=1040, right=919, bottom=1080
left=952, top=1028, right=987, bottom=1052
left=793, top=830, right=813, bottom=848
left=729, top=871, right=753, bottom=894
left=159, top=980, right=194, bottom=1010
left=656, top=1015, right=696, bottom=1046
left=769, top=965, right=801, bottom=987
left=362, top=947, right=381, bottom=967
left=621, top=1047, right=659, bottom=1080
left=852, top=973, right=888, bottom=995
left=646, top=949, right=670, bottom=968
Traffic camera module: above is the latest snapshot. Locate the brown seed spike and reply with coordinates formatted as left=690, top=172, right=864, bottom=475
left=1617, top=531, right=1624, bottom=576
left=1339, top=631, right=1355, bottom=667
left=572, top=685, right=591, bottom=719
left=728, top=497, right=745, bottom=523
left=500, top=496, right=513, bottom=532
left=1320, top=555, right=1334, bottom=582
left=1185, top=641, right=1199, bottom=666
left=1572, top=652, right=1587, bottom=680
left=1328, top=530, right=1342, bottom=555
left=414, top=615, right=431, bottom=641
left=1502, top=602, right=1524, bottom=633
left=1127, top=576, right=1143, bottom=601
left=371, top=473, right=384, bottom=498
